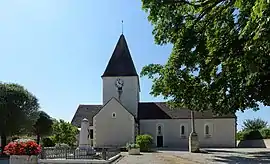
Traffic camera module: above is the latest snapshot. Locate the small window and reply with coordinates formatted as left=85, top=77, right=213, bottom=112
left=88, top=129, right=93, bottom=139
left=112, top=112, right=116, bottom=118
left=181, top=125, right=185, bottom=135
left=205, top=125, right=209, bottom=135
left=204, top=124, right=212, bottom=138
left=87, top=129, right=93, bottom=139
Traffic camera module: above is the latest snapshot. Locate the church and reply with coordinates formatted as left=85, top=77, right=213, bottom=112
left=71, top=34, right=237, bottom=148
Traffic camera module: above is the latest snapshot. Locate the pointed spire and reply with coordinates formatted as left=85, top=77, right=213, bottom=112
left=102, top=34, right=138, bottom=77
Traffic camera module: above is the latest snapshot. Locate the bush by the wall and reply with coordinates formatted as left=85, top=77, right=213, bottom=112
left=42, top=137, right=55, bottom=147
left=126, top=143, right=140, bottom=150
left=136, top=134, right=153, bottom=152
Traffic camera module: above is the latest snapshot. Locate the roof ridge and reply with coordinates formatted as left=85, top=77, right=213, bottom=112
left=79, top=104, right=102, bottom=106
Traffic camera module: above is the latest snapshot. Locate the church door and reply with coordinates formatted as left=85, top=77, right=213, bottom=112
left=156, top=124, right=164, bottom=147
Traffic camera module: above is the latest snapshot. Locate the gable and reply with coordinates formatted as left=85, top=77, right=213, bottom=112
left=94, top=97, right=134, bottom=119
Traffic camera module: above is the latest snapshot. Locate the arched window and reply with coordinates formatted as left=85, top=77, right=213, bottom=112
left=181, top=125, right=185, bottom=135
left=205, top=125, right=209, bottom=135
left=158, top=125, right=162, bottom=135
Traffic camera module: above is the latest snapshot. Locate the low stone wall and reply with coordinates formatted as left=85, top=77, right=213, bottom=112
left=39, top=154, right=121, bottom=164
left=237, top=139, right=270, bottom=148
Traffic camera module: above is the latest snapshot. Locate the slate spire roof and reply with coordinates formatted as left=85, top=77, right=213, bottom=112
left=102, top=34, right=138, bottom=77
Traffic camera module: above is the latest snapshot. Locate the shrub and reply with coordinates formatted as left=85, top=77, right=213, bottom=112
left=237, top=128, right=270, bottom=141
left=42, top=137, right=55, bottom=147
left=4, top=140, right=41, bottom=155
left=126, top=143, right=140, bottom=150
left=55, top=143, right=70, bottom=149
left=236, top=131, right=245, bottom=141
left=242, top=130, right=263, bottom=140
left=260, top=128, right=270, bottom=139
left=136, top=134, right=153, bottom=152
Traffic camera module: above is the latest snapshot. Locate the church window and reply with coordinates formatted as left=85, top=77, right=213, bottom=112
left=88, top=129, right=93, bottom=139
left=205, top=125, right=209, bottom=135
left=180, top=124, right=187, bottom=138
left=112, top=112, right=116, bottom=118
left=181, top=125, right=185, bottom=135
left=204, top=123, right=212, bottom=138
left=158, top=125, right=162, bottom=135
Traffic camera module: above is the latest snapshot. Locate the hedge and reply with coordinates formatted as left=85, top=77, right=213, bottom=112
left=237, top=128, right=270, bottom=141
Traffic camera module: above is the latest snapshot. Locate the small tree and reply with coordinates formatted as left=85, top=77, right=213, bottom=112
left=33, top=111, right=53, bottom=144
left=243, top=118, right=268, bottom=131
left=51, top=119, right=79, bottom=147
left=136, top=134, right=153, bottom=152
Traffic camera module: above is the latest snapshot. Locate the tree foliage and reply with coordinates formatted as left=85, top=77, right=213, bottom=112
left=242, top=118, right=268, bottom=131
left=141, top=0, right=270, bottom=114
left=33, top=111, right=53, bottom=144
left=0, top=83, right=40, bottom=149
left=51, top=119, right=79, bottom=147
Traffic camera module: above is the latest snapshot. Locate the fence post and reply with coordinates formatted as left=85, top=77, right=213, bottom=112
left=65, top=149, right=68, bottom=159
left=40, top=146, right=45, bottom=159
left=102, top=148, right=107, bottom=160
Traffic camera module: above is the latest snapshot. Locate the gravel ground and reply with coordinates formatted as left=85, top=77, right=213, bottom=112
left=114, top=148, right=270, bottom=164
left=161, top=148, right=270, bottom=164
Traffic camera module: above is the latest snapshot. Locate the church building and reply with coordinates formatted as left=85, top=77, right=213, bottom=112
left=71, top=34, right=236, bottom=148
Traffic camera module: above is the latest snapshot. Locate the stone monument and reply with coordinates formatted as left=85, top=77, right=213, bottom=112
left=77, top=118, right=95, bottom=155
left=79, top=118, right=89, bottom=148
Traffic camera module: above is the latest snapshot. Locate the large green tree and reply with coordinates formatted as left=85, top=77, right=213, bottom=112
left=51, top=119, right=79, bottom=147
left=0, top=83, right=40, bottom=150
left=141, top=0, right=270, bottom=114
left=33, top=111, right=53, bottom=144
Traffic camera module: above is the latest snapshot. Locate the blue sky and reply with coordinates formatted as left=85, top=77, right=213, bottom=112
left=0, top=0, right=269, bottom=131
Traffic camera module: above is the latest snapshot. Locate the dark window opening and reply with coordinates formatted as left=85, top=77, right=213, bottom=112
left=181, top=126, right=185, bottom=135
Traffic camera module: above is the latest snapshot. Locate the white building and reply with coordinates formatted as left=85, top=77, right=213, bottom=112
left=71, top=34, right=236, bottom=148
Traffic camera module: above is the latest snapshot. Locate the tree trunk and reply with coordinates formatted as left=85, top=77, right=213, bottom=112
left=36, top=134, right=40, bottom=144
left=191, top=111, right=196, bottom=133
left=1, top=133, right=7, bottom=154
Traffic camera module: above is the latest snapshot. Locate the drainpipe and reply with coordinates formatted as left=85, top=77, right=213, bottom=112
left=191, top=111, right=196, bottom=133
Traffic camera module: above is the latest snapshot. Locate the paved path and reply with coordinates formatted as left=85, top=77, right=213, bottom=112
left=114, top=148, right=270, bottom=164
left=114, top=152, right=195, bottom=164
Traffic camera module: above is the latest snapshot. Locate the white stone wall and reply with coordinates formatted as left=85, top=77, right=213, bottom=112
left=93, top=98, right=135, bottom=147
left=102, top=76, right=139, bottom=118
left=140, top=118, right=236, bottom=148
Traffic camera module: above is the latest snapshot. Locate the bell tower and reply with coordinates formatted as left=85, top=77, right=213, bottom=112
left=101, top=34, right=140, bottom=118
